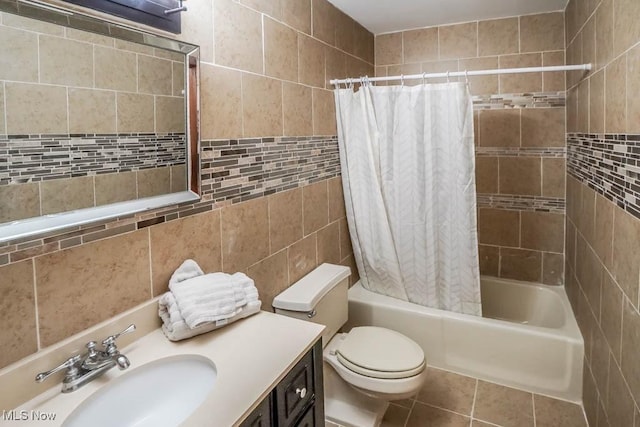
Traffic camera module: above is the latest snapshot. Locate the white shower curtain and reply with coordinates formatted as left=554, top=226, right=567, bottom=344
left=334, top=82, right=481, bottom=316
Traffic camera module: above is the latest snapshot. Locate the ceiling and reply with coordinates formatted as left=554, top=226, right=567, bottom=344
left=327, top=0, right=569, bottom=34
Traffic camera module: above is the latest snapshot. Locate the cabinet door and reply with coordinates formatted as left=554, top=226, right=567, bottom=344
left=275, top=350, right=314, bottom=426
left=240, top=395, right=273, bottom=427
left=294, top=405, right=314, bottom=427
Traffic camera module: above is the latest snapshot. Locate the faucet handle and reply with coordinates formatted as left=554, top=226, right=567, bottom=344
left=35, top=355, right=81, bottom=383
left=86, top=341, right=99, bottom=356
left=102, top=324, right=136, bottom=353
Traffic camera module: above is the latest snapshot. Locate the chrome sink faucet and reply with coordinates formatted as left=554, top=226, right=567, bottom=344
left=35, top=324, right=136, bottom=393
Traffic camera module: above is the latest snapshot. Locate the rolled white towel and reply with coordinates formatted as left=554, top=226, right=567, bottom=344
left=231, top=273, right=260, bottom=304
left=158, top=292, right=183, bottom=330
left=169, top=273, right=238, bottom=328
left=169, top=259, right=204, bottom=286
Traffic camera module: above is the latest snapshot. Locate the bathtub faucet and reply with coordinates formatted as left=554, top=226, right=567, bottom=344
left=35, top=324, right=136, bottom=393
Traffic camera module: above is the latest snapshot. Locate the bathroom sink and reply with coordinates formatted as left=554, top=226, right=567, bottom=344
left=63, top=355, right=216, bottom=427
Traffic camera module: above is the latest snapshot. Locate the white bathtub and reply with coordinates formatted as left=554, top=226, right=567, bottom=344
left=345, top=276, right=584, bottom=403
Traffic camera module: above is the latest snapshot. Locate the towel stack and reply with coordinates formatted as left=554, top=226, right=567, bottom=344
left=158, top=259, right=262, bottom=341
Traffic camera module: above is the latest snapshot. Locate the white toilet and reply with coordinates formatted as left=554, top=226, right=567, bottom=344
left=273, top=263, right=427, bottom=427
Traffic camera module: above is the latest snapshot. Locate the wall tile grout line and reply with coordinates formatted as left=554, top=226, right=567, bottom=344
left=32, top=259, right=41, bottom=351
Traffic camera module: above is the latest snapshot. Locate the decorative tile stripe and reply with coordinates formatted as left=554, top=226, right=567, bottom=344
left=567, top=132, right=640, bottom=219
left=200, top=136, right=341, bottom=203
left=475, top=147, right=566, bottom=157
left=472, top=92, right=566, bottom=110
left=0, top=133, right=186, bottom=185
left=477, top=194, right=566, bottom=213
left=0, top=135, right=341, bottom=265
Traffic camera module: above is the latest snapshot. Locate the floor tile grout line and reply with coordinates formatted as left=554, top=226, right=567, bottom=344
left=532, top=393, right=537, bottom=427
left=403, top=397, right=417, bottom=427
left=415, top=402, right=475, bottom=420
left=471, top=419, right=502, bottom=427
left=470, top=378, right=479, bottom=420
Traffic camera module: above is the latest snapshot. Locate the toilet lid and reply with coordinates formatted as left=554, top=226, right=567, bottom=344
left=336, top=327, right=426, bottom=379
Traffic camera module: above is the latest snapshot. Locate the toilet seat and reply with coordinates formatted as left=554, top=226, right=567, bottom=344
left=336, top=327, right=425, bottom=379
left=323, top=328, right=427, bottom=400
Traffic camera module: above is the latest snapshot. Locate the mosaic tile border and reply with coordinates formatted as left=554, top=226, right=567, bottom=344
left=472, top=92, right=566, bottom=110
left=201, top=136, right=340, bottom=203
left=0, top=135, right=341, bottom=266
left=567, top=132, right=640, bottom=219
left=475, top=147, right=566, bottom=157
left=0, top=133, right=186, bottom=185
left=477, top=194, right=566, bottom=213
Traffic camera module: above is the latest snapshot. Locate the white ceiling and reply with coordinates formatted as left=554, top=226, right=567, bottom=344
left=327, top=0, right=569, bottom=35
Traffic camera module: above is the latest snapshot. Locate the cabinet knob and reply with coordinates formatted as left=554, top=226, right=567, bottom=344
left=295, top=387, right=307, bottom=398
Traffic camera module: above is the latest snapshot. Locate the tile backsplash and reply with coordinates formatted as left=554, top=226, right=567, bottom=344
left=0, top=0, right=372, bottom=372
left=0, top=176, right=356, bottom=367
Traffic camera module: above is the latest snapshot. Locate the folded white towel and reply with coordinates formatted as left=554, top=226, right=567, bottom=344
left=169, top=259, right=204, bottom=286
left=159, top=293, right=261, bottom=341
left=159, top=260, right=263, bottom=338
left=169, top=273, right=240, bottom=328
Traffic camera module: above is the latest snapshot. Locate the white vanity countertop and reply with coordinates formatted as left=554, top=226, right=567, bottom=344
left=14, top=311, right=324, bottom=427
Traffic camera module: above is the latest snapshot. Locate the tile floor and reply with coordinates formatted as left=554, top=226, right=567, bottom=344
left=381, top=367, right=588, bottom=427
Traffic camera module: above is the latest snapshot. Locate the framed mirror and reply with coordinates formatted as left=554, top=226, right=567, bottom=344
left=0, top=0, right=200, bottom=243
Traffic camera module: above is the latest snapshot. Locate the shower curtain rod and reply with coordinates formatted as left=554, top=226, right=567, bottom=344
left=330, top=63, right=592, bottom=86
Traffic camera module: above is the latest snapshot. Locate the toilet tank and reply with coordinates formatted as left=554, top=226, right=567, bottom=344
left=273, top=263, right=351, bottom=347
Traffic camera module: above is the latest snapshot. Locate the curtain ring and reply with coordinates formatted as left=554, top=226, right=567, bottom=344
left=465, top=70, right=469, bottom=83
left=348, top=78, right=353, bottom=89
left=446, top=71, right=450, bottom=82
left=400, top=74, right=405, bottom=86
left=422, top=72, right=427, bottom=85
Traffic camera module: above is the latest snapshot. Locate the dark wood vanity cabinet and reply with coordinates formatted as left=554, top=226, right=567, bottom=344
left=239, top=396, right=273, bottom=427
left=240, top=340, right=324, bottom=427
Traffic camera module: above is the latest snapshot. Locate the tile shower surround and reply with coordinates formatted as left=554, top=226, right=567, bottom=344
left=564, top=0, right=640, bottom=425
left=375, top=11, right=568, bottom=286
left=568, top=133, right=640, bottom=219
left=0, top=133, right=186, bottom=185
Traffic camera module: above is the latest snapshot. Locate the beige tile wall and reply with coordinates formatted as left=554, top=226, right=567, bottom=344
left=564, top=0, right=640, bottom=425
left=0, top=0, right=371, bottom=371
left=375, top=13, right=567, bottom=284
left=0, top=177, right=356, bottom=368
left=0, top=13, right=185, bottom=135
left=200, top=0, right=373, bottom=139
left=375, top=13, right=565, bottom=94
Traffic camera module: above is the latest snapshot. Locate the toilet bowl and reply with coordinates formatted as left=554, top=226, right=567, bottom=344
left=273, top=263, right=427, bottom=427
left=324, top=327, right=427, bottom=401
